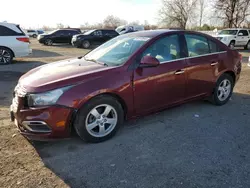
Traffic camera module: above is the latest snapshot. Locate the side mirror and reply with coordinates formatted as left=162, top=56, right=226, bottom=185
left=238, top=32, right=243, bottom=36
left=140, top=56, right=160, bottom=68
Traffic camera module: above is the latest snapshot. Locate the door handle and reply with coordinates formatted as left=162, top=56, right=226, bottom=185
left=211, top=62, right=218, bottom=66
left=175, top=70, right=185, bottom=75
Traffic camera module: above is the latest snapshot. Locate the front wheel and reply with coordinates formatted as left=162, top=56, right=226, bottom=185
left=210, top=74, right=234, bottom=106
left=82, top=40, right=90, bottom=49
left=44, top=39, right=53, bottom=46
left=229, top=41, right=235, bottom=49
left=74, top=95, right=124, bottom=143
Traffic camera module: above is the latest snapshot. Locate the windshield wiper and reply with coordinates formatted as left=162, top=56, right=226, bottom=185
left=84, top=57, right=109, bottom=66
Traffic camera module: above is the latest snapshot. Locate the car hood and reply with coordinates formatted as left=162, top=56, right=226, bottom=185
left=19, top=58, right=114, bottom=93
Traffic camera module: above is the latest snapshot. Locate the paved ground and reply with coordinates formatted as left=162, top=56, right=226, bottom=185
left=1, top=39, right=250, bottom=188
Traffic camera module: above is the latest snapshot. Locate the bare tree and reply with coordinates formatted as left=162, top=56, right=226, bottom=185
left=159, top=0, right=198, bottom=29
left=56, top=23, right=64, bottom=29
left=103, top=15, right=127, bottom=29
left=198, top=0, right=206, bottom=27
left=215, top=0, right=250, bottom=28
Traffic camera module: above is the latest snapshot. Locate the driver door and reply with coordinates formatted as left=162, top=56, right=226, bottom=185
left=133, top=34, right=187, bottom=115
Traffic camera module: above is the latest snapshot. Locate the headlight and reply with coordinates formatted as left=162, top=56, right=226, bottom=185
left=27, top=86, right=72, bottom=107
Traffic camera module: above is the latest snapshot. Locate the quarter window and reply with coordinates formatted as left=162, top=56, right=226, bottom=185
left=0, top=25, right=23, bottom=36
left=142, top=35, right=181, bottom=63
left=209, top=40, right=222, bottom=53
left=185, top=34, right=209, bottom=57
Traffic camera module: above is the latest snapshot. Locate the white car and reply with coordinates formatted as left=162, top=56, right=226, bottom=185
left=115, top=25, right=144, bottom=35
left=0, top=22, right=32, bottom=65
left=26, top=29, right=38, bottom=38
left=214, top=28, right=250, bottom=49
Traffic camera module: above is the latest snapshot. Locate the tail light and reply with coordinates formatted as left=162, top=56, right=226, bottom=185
left=16, top=37, right=30, bottom=43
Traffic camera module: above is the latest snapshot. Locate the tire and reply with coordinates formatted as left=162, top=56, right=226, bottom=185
left=244, top=41, right=250, bottom=50
left=229, top=41, right=235, bottom=49
left=32, top=34, right=37, bottom=38
left=0, top=47, right=13, bottom=65
left=210, top=74, right=234, bottom=106
left=44, top=39, right=53, bottom=46
left=74, top=95, right=124, bottom=143
left=82, top=40, right=90, bottom=49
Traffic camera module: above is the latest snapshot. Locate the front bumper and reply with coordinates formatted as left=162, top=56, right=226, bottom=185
left=71, top=39, right=82, bottom=47
left=10, top=104, right=74, bottom=140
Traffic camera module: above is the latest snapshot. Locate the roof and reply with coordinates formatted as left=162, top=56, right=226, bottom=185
left=124, top=29, right=179, bottom=38
left=223, top=28, right=249, bottom=30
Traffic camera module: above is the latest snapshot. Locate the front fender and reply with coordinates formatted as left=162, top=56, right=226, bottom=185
left=56, top=70, right=134, bottom=117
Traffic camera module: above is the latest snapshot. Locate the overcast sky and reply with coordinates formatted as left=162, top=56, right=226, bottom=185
left=1, top=0, right=162, bottom=29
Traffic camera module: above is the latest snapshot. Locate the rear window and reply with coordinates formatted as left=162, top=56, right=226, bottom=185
left=0, top=25, right=24, bottom=36
left=103, top=30, right=118, bottom=36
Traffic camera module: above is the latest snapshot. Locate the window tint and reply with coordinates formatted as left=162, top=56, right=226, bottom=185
left=185, top=34, right=209, bottom=57
left=142, top=34, right=181, bottom=63
left=0, top=25, right=23, bottom=36
left=93, top=30, right=102, bottom=36
left=238, top=30, right=249, bottom=36
left=209, top=40, right=221, bottom=53
left=27, top=30, right=35, bottom=32
left=103, top=30, right=118, bottom=36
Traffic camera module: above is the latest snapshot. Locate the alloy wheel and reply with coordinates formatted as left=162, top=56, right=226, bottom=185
left=0, top=49, right=11, bottom=64
left=85, top=104, right=118, bottom=137
left=217, top=79, right=231, bottom=101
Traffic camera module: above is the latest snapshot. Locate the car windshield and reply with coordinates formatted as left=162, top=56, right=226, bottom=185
left=84, top=35, right=151, bottom=66
left=83, top=30, right=95, bottom=35
left=115, top=26, right=124, bottom=33
left=46, top=30, right=56, bottom=34
left=219, top=30, right=238, bottom=35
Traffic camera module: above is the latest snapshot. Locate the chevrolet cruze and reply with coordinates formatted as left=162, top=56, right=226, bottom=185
left=10, top=30, right=242, bottom=142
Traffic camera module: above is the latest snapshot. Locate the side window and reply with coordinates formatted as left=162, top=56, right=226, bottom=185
left=93, top=30, right=102, bottom=36
left=185, top=34, right=209, bottom=57
left=209, top=40, right=223, bottom=53
left=0, top=25, right=20, bottom=36
left=239, top=30, right=248, bottom=36
left=142, top=35, right=181, bottom=63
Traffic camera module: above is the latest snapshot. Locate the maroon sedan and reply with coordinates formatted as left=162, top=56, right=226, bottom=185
left=10, top=30, right=242, bottom=142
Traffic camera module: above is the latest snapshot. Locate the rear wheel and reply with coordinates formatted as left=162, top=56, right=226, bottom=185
left=32, top=34, right=37, bottom=38
left=82, top=40, right=90, bottom=49
left=44, top=39, right=53, bottom=46
left=0, top=47, right=13, bottom=65
left=244, top=41, right=250, bottom=50
left=74, top=95, right=124, bottom=143
left=229, top=41, right=235, bottom=49
left=210, top=74, right=234, bottom=106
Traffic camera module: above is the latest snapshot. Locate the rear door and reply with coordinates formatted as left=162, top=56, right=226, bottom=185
left=183, top=33, right=227, bottom=99
left=103, top=30, right=118, bottom=42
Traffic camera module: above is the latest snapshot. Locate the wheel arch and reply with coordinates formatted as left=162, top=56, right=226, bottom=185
left=70, top=92, right=128, bottom=133
left=0, top=46, right=15, bottom=57
left=217, top=70, right=236, bottom=86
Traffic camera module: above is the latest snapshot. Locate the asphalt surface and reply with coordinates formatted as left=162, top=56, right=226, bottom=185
left=1, top=41, right=250, bottom=187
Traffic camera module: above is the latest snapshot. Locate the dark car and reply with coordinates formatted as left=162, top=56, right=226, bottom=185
left=37, top=29, right=80, bottom=45
left=72, top=29, right=119, bottom=48
left=10, top=30, right=241, bottom=143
